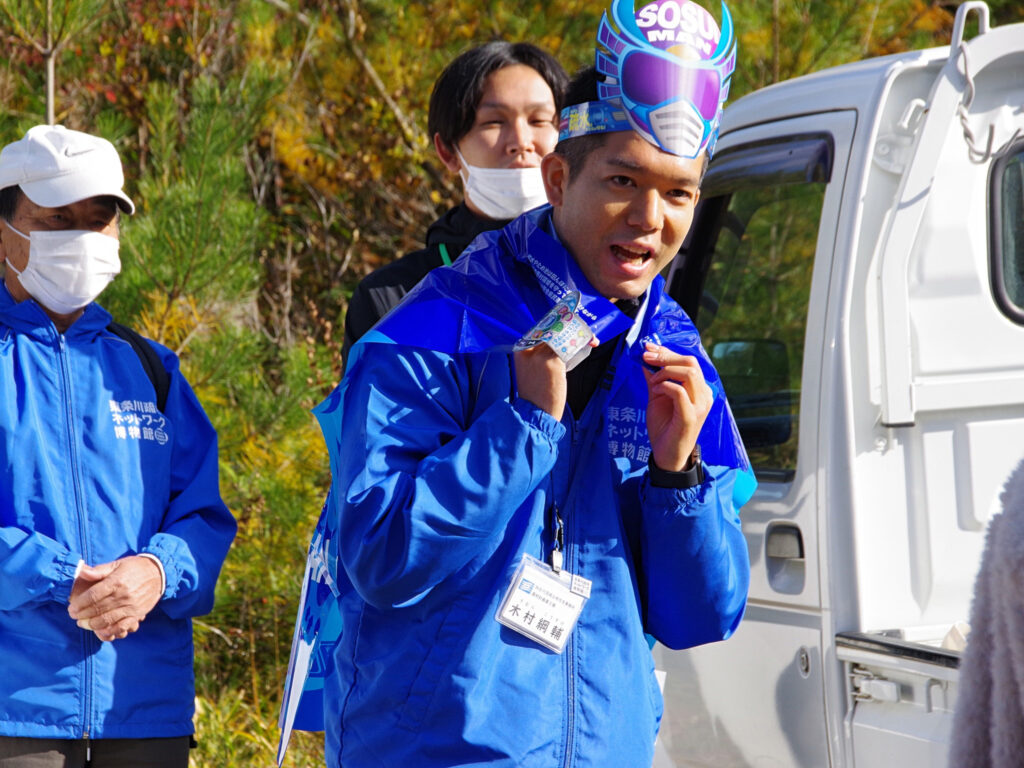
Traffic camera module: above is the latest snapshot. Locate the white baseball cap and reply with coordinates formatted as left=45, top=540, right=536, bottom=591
left=0, top=125, right=135, bottom=214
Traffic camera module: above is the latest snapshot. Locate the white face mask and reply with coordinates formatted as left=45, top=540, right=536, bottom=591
left=457, top=149, right=549, bottom=221
left=4, top=222, right=121, bottom=315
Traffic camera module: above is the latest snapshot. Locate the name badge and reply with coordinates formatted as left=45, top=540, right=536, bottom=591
left=496, top=553, right=592, bottom=654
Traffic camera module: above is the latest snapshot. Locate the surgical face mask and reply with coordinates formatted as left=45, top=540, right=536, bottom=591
left=3, top=222, right=121, bottom=314
left=457, top=149, right=549, bottom=221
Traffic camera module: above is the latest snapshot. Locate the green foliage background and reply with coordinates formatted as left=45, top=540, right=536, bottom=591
left=2, top=0, right=1022, bottom=765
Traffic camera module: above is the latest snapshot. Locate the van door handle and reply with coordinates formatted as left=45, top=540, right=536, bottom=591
left=766, top=524, right=804, bottom=560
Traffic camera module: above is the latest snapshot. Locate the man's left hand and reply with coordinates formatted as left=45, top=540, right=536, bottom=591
left=68, top=556, right=163, bottom=642
left=642, top=343, right=713, bottom=472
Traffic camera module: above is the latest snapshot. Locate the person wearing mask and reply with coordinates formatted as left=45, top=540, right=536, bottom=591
left=0, top=124, right=236, bottom=768
left=341, top=40, right=568, bottom=364
left=315, top=1, right=752, bottom=765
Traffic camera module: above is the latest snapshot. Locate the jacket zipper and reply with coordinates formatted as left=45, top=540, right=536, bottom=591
left=559, top=360, right=618, bottom=768
left=563, top=595, right=577, bottom=768
left=58, top=335, right=93, bottom=739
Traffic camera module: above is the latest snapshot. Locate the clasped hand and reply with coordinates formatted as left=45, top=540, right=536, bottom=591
left=68, top=555, right=163, bottom=642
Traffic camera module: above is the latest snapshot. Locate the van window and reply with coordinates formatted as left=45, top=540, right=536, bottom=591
left=991, top=146, right=1024, bottom=323
left=670, top=136, right=831, bottom=482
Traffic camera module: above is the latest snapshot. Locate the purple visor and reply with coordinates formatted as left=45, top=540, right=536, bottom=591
left=620, top=48, right=723, bottom=123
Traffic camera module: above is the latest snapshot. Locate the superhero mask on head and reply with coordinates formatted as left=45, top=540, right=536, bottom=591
left=559, top=0, right=736, bottom=159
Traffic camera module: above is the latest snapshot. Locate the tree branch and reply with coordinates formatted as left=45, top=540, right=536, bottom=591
left=259, top=0, right=426, bottom=154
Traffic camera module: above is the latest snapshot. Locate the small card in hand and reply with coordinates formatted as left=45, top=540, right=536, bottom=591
left=514, top=291, right=595, bottom=370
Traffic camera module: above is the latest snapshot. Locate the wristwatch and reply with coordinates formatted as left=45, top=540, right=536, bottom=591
left=648, top=444, right=705, bottom=489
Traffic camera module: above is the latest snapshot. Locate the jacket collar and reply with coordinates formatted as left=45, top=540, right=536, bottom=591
left=0, top=280, right=112, bottom=340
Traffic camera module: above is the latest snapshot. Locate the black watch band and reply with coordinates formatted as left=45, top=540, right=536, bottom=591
left=648, top=445, right=705, bottom=489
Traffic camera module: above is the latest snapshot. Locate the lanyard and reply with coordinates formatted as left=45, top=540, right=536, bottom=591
left=438, top=242, right=453, bottom=266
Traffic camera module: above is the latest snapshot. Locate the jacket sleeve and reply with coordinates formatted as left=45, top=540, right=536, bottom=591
left=0, top=528, right=82, bottom=609
left=631, top=463, right=750, bottom=649
left=141, top=351, right=237, bottom=619
left=334, top=346, right=564, bottom=609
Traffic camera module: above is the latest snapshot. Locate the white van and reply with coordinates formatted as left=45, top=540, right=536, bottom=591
left=655, top=4, right=1024, bottom=765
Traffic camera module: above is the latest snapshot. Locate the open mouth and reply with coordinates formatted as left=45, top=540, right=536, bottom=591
left=611, top=243, right=653, bottom=266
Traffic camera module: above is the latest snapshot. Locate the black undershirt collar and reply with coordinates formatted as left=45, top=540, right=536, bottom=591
left=566, top=296, right=643, bottom=420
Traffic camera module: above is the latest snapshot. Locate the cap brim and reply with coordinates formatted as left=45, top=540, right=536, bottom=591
left=20, top=176, right=135, bottom=215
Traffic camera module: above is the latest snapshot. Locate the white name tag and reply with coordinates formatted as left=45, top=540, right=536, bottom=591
left=496, top=553, right=592, bottom=654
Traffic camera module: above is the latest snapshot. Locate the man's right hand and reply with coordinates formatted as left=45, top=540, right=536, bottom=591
left=514, top=344, right=568, bottom=421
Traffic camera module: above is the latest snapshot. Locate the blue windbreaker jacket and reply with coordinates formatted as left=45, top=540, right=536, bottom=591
left=321, top=212, right=750, bottom=767
left=0, top=283, right=236, bottom=739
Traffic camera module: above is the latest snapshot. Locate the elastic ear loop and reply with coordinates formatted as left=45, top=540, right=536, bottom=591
left=2, top=220, right=31, bottom=276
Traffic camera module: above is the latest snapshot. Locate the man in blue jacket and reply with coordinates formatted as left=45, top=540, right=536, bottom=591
left=316, top=1, right=749, bottom=765
left=0, top=124, right=236, bottom=767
